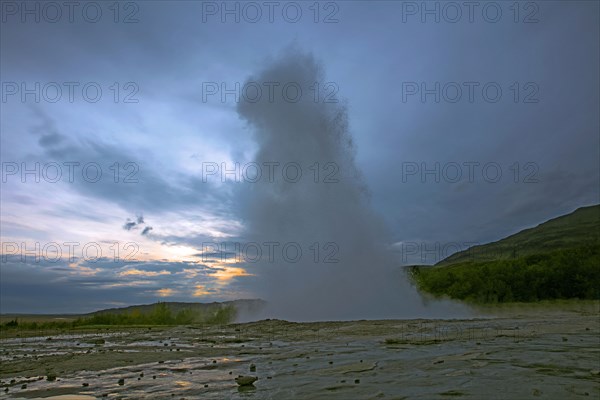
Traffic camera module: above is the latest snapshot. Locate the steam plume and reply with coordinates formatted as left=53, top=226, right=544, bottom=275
left=236, top=46, right=466, bottom=321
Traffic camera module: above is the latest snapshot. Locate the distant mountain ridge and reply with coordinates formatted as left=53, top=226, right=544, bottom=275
left=87, top=299, right=266, bottom=317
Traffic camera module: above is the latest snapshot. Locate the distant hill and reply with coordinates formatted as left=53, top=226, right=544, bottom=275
left=437, top=205, right=600, bottom=266
left=411, top=205, right=600, bottom=303
left=0, top=299, right=267, bottom=329
left=86, top=299, right=266, bottom=317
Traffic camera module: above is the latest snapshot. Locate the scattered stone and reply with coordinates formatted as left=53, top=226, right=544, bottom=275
left=434, top=360, right=445, bottom=364
left=562, top=337, right=568, bottom=342
left=118, top=378, right=125, bottom=385
left=153, top=376, right=157, bottom=379
left=235, top=375, right=258, bottom=386
left=21, top=384, right=27, bottom=389
left=82, top=383, right=89, bottom=387
left=249, top=363, right=256, bottom=372
left=204, top=384, right=208, bottom=387
left=354, top=379, right=360, bottom=384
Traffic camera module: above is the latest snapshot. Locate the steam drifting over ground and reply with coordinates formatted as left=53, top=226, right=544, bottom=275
left=236, top=46, right=468, bottom=321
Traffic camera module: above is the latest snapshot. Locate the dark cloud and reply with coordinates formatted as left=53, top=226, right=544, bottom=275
left=123, top=220, right=137, bottom=231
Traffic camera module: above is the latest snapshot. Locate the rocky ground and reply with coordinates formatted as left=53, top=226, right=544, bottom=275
left=0, top=302, right=598, bottom=399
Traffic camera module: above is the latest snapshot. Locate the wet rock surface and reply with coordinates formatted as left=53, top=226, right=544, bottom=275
left=0, top=303, right=598, bottom=399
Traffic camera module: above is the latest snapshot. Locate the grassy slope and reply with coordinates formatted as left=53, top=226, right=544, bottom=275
left=436, top=205, right=600, bottom=266
left=411, top=205, right=600, bottom=303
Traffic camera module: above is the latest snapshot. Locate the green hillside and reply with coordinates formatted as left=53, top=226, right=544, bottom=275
left=411, top=205, right=600, bottom=303
left=437, top=205, right=600, bottom=266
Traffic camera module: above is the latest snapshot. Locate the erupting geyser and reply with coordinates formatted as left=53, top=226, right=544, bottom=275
left=236, top=46, right=467, bottom=321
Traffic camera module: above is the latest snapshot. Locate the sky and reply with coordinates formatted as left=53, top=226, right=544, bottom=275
left=1, top=1, right=598, bottom=315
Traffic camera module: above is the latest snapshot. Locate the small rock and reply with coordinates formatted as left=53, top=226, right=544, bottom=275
left=235, top=375, right=258, bottom=386
left=82, top=383, right=89, bottom=387
left=204, top=384, right=208, bottom=388
left=249, top=363, right=256, bottom=372
left=21, top=384, right=27, bottom=389
left=118, top=378, right=125, bottom=385
left=354, top=379, right=360, bottom=384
